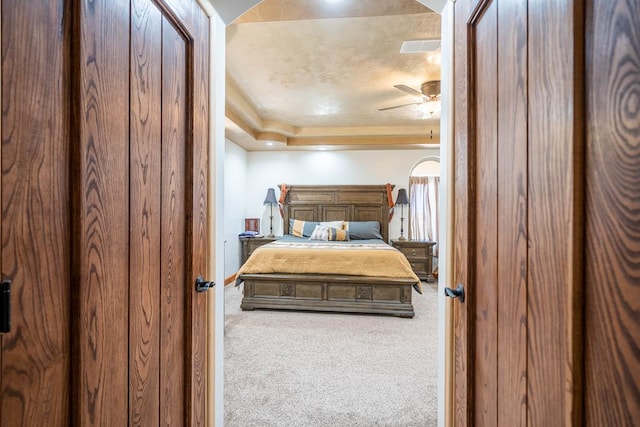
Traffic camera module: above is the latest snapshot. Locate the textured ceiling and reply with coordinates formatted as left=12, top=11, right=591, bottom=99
left=225, top=0, right=442, bottom=151
left=234, top=0, right=434, bottom=23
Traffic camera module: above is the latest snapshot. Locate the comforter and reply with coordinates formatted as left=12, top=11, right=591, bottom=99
left=236, top=236, right=422, bottom=293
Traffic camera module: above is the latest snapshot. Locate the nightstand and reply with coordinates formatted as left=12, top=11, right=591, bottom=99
left=240, top=236, right=279, bottom=264
left=391, top=239, right=436, bottom=283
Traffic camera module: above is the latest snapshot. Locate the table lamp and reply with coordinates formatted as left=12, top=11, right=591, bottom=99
left=263, top=188, right=278, bottom=237
left=395, top=188, right=409, bottom=240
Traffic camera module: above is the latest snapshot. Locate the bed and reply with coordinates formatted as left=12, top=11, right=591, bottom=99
left=236, top=185, right=421, bottom=318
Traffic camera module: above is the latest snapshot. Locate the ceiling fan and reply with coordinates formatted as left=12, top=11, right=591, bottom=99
left=379, top=80, right=442, bottom=116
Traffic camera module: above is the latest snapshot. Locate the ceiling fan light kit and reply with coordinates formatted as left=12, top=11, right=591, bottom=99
left=419, top=100, right=441, bottom=118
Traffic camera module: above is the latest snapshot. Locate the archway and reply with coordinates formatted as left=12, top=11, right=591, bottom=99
left=409, top=156, right=441, bottom=240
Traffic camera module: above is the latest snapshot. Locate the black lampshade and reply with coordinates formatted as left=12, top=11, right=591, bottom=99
left=395, top=188, right=409, bottom=205
left=263, top=188, right=278, bottom=205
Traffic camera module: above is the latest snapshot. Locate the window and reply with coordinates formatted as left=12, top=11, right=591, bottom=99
left=409, top=158, right=440, bottom=254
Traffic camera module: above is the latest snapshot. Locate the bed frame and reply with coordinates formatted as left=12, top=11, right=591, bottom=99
left=239, top=185, right=416, bottom=318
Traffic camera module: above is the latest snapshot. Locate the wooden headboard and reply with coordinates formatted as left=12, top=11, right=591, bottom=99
left=282, top=185, right=393, bottom=242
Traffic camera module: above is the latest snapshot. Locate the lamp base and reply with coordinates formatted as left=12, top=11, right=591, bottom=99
left=267, top=214, right=274, bottom=238
left=398, top=216, right=407, bottom=242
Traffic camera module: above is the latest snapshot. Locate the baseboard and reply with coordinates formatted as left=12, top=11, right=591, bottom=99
left=224, top=274, right=236, bottom=286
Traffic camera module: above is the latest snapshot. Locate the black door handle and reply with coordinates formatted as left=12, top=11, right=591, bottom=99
left=1, top=279, right=11, bottom=333
left=444, top=284, right=465, bottom=302
left=195, top=276, right=215, bottom=293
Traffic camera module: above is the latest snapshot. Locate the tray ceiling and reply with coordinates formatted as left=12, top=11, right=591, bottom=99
left=225, top=0, right=442, bottom=151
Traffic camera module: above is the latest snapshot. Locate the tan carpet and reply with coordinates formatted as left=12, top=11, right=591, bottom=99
left=224, top=282, right=438, bottom=427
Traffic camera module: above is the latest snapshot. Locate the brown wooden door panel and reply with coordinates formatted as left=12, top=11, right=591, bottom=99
left=452, top=0, right=476, bottom=422
left=453, top=0, right=640, bottom=424
left=584, top=0, right=640, bottom=424
left=472, top=1, right=499, bottom=424
left=454, top=0, right=585, bottom=424
left=1, top=0, right=72, bottom=424
left=2, top=0, right=208, bottom=425
left=157, top=7, right=210, bottom=423
left=160, top=17, right=188, bottom=424
left=129, top=0, right=163, bottom=423
left=128, top=0, right=209, bottom=424
left=186, top=4, right=210, bottom=422
left=527, top=2, right=585, bottom=424
left=496, top=0, right=529, bottom=424
left=74, top=0, right=132, bottom=424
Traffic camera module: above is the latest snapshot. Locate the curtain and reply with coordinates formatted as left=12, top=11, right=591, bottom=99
left=409, top=176, right=439, bottom=254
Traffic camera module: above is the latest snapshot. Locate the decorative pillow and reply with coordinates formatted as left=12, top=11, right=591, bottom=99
left=290, top=219, right=319, bottom=237
left=289, top=219, right=344, bottom=237
left=343, top=221, right=383, bottom=240
left=309, top=224, right=330, bottom=241
left=328, top=227, right=349, bottom=241
left=320, top=220, right=344, bottom=229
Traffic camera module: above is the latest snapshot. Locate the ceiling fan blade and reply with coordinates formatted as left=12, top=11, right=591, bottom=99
left=394, top=84, right=424, bottom=98
left=378, top=102, right=422, bottom=111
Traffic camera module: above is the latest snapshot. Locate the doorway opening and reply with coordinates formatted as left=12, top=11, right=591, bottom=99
left=217, top=1, right=448, bottom=426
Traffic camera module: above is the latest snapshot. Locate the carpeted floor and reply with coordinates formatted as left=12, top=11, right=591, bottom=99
left=224, top=282, right=439, bottom=427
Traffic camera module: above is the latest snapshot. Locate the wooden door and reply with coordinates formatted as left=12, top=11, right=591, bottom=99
left=1, top=0, right=209, bottom=424
left=74, top=0, right=209, bottom=424
left=129, top=0, right=198, bottom=423
left=129, top=1, right=210, bottom=422
left=454, top=0, right=586, bottom=423
left=1, top=0, right=72, bottom=424
left=452, top=0, right=639, bottom=425
left=583, top=0, right=639, bottom=424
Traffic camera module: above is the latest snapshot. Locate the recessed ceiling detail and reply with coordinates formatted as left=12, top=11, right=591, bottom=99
left=234, top=0, right=436, bottom=23
left=225, top=0, right=442, bottom=151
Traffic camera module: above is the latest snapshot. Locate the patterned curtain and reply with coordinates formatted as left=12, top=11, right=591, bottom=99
left=409, top=176, right=439, bottom=254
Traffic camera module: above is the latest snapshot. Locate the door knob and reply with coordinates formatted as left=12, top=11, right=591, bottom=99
left=195, top=276, right=215, bottom=293
left=444, top=284, right=465, bottom=302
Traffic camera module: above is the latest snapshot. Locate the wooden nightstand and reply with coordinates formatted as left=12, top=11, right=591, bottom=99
left=391, top=239, right=436, bottom=283
left=240, top=236, right=279, bottom=264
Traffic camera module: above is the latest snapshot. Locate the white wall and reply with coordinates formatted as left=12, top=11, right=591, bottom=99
left=224, top=147, right=439, bottom=275
left=224, top=140, right=248, bottom=278
left=250, top=148, right=437, bottom=231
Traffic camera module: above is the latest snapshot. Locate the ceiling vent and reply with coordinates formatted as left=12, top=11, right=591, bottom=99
left=400, top=39, right=441, bottom=54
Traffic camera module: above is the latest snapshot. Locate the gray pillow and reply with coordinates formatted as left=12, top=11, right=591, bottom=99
left=344, top=221, right=382, bottom=240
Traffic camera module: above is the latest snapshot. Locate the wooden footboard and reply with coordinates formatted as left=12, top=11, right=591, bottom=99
left=239, top=273, right=416, bottom=318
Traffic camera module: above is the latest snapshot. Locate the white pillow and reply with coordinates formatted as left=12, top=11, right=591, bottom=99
left=309, top=224, right=330, bottom=241
left=320, top=220, right=344, bottom=229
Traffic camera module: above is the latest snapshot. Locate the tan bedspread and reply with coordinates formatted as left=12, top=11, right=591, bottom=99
left=236, top=240, right=422, bottom=292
